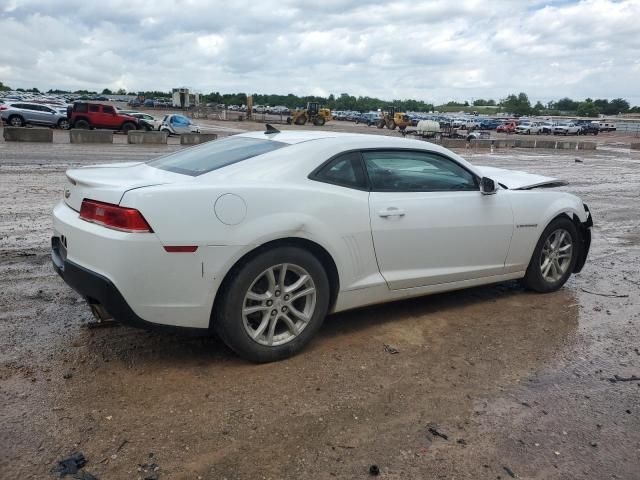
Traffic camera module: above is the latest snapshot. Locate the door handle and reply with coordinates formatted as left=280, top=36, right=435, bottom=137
left=378, top=207, right=405, bottom=218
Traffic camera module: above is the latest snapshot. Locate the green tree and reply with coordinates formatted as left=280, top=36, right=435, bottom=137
left=101, top=88, right=113, bottom=95
left=0, top=81, right=10, bottom=91
left=608, top=98, right=630, bottom=114
left=532, top=101, right=545, bottom=114
left=576, top=100, right=599, bottom=117
left=554, top=97, right=579, bottom=112
left=116, top=88, right=126, bottom=95
left=500, top=93, right=531, bottom=116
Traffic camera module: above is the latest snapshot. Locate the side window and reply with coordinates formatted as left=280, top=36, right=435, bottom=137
left=74, top=103, right=88, bottom=113
left=88, top=104, right=100, bottom=113
left=362, top=150, right=478, bottom=192
left=312, top=152, right=367, bottom=190
left=102, top=106, right=115, bottom=114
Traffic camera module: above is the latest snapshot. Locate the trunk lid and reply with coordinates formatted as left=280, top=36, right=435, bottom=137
left=64, top=162, right=188, bottom=211
left=476, top=166, right=567, bottom=190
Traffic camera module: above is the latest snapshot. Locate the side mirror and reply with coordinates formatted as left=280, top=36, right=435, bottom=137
left=480, top=177, right=498, bottom=195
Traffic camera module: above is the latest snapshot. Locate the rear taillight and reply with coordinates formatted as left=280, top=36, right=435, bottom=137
left=0, top=105, right=7, bottom=111
left=79, top=199, right=153, bottom=233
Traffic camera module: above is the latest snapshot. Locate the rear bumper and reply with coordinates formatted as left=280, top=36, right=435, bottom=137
left=52, top=236, right=209, bottom=335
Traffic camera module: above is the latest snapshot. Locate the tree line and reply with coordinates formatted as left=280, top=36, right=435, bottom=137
left=1, top=81, right=638, bottom=116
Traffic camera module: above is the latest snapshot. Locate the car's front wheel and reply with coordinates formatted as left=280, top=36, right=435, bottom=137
left=215, top=246, right=330, bottom=362
left=522, top=217, right=578, bottom=293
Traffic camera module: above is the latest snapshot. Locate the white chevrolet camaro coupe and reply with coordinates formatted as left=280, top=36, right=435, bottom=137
left=52, top=128, right=592, bottom=362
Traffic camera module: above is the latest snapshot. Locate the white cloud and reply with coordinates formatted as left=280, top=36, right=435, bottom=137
left=0, top=0, right=638, bottom=104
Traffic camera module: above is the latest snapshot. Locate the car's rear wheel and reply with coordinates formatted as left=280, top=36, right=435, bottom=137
left=8, top=115, right=24, bottom=127
left=215, top=246, right=330, bottom=362
left=74, top=119, right=90, bottom=129
left=521, top=217, right=578, bottom=293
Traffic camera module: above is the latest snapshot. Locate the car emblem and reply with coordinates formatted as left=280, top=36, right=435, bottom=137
left=64, top=189, right=71, bottom=199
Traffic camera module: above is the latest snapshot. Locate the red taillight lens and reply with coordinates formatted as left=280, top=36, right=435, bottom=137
left=79, top=199, right=153, bottom=233
left=0, top=105, right=7, bottom=111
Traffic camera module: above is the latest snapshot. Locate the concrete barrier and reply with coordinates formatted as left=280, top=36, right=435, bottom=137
left=469, top=139, right=492, bottom=149
left=535, top=140, right=557, bottom=149
left=492, top=139, right=515, bottom=148
left=3, top=127, right=53, bottom=142
left=128, top=130, right=168, bottom=144
left=440, top=138, right=468, bottom=149
left=577, top=141, right=597, bottom=150
left=180, top=133, right=218, bottom=145
left=556, top=141, right=578, bottom=150
left=630, top=143, right=640, bottom=150
left=514, top=139, right=536, bottom=148
left=70, top=129, right=113, bottom=144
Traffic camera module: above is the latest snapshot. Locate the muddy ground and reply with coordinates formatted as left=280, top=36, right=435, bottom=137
left=0, top=129, right=638, bottom=479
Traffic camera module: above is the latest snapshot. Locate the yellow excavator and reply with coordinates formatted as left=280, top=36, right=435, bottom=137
left=287, top=102, right=332, bottom=126
left=377, top=105, right=411, bottom=130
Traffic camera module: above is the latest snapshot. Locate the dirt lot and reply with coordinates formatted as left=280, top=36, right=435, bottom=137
left=0, top=128, right=638, bottom=479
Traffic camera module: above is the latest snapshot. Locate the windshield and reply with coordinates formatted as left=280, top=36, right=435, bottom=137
left=147, top=136, right=287, bottom=176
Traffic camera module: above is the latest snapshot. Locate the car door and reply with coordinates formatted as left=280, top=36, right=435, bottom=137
left=101, top=105, right=118, bottom=128
left=364, top=149, right=514, bottom=290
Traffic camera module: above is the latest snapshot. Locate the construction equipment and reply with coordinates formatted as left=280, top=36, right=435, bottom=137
left=377, top=105, right=411, bottom=131
left=287, top=102, right=331, bottom=126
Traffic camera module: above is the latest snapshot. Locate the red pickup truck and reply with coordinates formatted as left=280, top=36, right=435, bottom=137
left=496, top=121, right=517, bottom=133
left=68, top=102, right=139, bottom=132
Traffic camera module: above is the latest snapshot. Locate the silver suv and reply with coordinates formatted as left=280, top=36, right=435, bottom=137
left=1, top=102, right=70, bottom=129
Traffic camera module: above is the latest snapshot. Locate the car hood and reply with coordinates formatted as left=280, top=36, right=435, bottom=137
left=476, top=166, right=568, bottom=190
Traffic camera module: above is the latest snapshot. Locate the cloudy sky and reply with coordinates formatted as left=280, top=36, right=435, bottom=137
left=1, top=0, right=639, bottom=104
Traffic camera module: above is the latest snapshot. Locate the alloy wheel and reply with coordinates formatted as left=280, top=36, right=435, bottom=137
left=242, top=263, right=317, bottom=346
left=540, top=228, right=573, bottom=283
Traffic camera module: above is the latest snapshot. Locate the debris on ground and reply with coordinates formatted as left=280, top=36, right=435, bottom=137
left=53, top=452, right=87, bottom=476
left=580, top=288, right=629, bottom=298
left=62, top=372, right=73, bottom=379
left=457, top=438, right=468, bottom=445
left=383, top=344, right=399, bottom=354
left=574, top=158, right=583, bottom=163
left=427, top=425, right=449, bottom=440
left=368, top=464, right=380, bottom=476
left=503, top=465, right=517, bottom=478
left=608, top=374, right=640, bottom=383
left=73, top=472, right=98, bottom=480
left=138, top=462, right=160, bottom=479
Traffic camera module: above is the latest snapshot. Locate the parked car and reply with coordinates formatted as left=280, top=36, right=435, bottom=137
left=52, top=131, right=592, bottom=362
left=575, top=121, right=599, bottom=135
left=515, top=122, right=541, bottom=135
left=69, top=102, right=139, bottom=132
left=159, top=114, right=201, bottom=135
left=1, top=102, right=70, bottom=129
left=125, top=112, right=162, bottom=130
left=354, top=112, right=379, bottom=126
left=479, top=119, right=501, bottom=130
left=538, top=122, right=555, bottom=134
left=497, top=121, right=517, bottom=133
left=553, top=123, right=581, bottom=135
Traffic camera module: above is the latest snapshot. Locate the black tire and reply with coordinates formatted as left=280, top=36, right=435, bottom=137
left=294, top=115, right=307, bottom=126
left=376, top=120, right=385, bottom=129
left=521, top=216, right=579, bottom=293
left=313, top=116, right=325, bottom=126
left=74, top=119, right=90, bottom=129
left=386, top=120, right=396, bottom=130
left=8, top=115, right=24, bottom=127
left=57, top=118, right=70, bottom=130
left=215, top=246, right=330, bottom=363
left=161, top=128, right=172, bottom=136
left=121, top=122, right=136, bottom=133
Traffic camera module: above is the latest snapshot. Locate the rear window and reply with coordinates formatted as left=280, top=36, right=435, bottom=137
left=147, top=136, right=287, bottom=176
